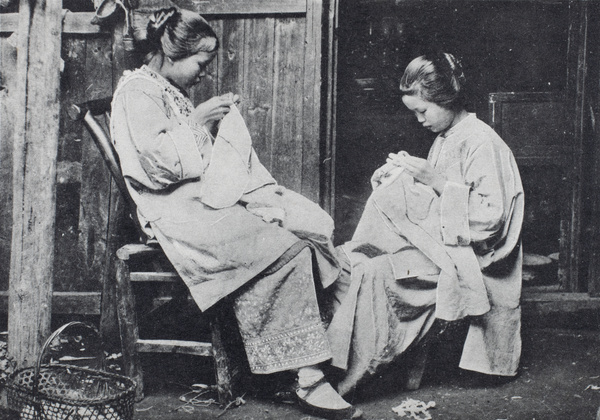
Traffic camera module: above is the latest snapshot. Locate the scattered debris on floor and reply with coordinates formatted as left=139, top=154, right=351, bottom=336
left=585, top=384, right=600, bottom=391
left=392, top=398, right=436, bottom=419
left=173, top=383, right=247, bottom=416
left=217, top=395, right=246, bottom=418
left=175, top=383, right=219, bottom=413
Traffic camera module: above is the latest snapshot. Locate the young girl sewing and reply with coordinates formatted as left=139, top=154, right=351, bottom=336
left=327, top=52, right=524, bottom=397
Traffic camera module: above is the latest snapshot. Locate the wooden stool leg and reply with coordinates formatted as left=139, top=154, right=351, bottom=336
left=404, top=339, right=431, bottom=390
left=115, top=258, right=144, bottom=401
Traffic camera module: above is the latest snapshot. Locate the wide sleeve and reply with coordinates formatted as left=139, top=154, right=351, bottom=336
left=115, top=87, right=205, bottom=190
left=440, top=141, right=512, bottom=246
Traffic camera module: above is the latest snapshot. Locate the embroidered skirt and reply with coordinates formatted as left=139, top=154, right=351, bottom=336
left=233, top=246, right=332, bottom=374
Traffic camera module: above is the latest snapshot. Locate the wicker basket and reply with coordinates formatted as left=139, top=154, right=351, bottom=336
left=7, top=322, right=136, bottom=420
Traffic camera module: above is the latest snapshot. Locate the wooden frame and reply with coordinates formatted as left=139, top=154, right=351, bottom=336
left=489, top=91, right=574, bottom=291
left=0, top=0, right=308, bottom=35
left=139, top=0, right=307, bottom=14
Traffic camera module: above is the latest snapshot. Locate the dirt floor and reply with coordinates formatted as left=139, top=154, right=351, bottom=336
left=0, top=315, right=598, bottom=420
left=119, top=324, right=600, bottom=420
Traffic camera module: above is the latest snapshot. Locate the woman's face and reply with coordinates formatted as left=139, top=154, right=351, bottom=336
left=168, top=49, right=217, bottom=90
left=402, top=94, right=459, bottom=133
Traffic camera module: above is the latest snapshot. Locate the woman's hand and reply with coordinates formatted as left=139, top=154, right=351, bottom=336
left=189, top=92, right=240, bottom=127
left=387, top=151, right=447, bottom=194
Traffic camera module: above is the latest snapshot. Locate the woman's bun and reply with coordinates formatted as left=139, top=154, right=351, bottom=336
left=146, top=7, right=177, bottom=48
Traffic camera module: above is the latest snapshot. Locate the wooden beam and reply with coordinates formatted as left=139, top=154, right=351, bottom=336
left=8, top=0, right=62, bottom=369
left=488, top=91, right=565, bottom=104
left=137, top=339, right=213, bottom=356
left=130, top=272, right=179, bottom=282
left=0, top=12, right=107, bottom=34
left=137, top=0, right=307, bottom=15
left=0, top=291, right=101, bottom=315
left=0, top=289, right=594, bottom=318
left=521, top=290, right=600, bottom=315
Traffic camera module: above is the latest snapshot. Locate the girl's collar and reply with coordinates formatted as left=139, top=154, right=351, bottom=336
left=440, top=112, right=475, bottom=138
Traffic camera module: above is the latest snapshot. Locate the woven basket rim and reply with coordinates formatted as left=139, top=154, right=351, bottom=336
left=7, top=363, right=136, bottom=406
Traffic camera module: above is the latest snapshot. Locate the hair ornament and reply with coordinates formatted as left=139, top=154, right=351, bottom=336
left=149, top=7, right=177, bottom=31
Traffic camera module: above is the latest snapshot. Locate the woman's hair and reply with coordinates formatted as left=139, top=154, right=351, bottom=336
left=399, top=52, right=467, bottom=110
left=144, top=7, right=219, bottom=64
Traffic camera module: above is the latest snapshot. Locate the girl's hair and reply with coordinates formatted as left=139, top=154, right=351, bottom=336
left=399, top=52, right=467, bottom=110
left=144, top=7, right=219, bottom=64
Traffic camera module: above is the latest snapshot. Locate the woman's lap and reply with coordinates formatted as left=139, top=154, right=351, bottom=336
left=328, top=246, right=438, bottom=395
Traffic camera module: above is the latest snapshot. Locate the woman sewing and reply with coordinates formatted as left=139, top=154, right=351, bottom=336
left=110, top=7, right=356, bottom=419
left=327, top=52, right=525, bottom=397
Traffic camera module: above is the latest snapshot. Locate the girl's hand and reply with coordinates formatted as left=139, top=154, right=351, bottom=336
left=387, top=151, right=447, bottom=194
left=371, top=161, right=400, bottom=189
left=189, top=92, right=241, bottom=127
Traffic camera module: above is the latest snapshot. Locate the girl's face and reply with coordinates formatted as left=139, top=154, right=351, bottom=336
left=168, top=49, right=217, bottom=90
left=402, top=94, right=460, bottom=133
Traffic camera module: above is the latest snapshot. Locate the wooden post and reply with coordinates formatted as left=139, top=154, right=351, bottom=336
left=99, top=17, right=140, bottom=348
left=585, top=1, right=600, bottom=297
left=321, top=0, right=339, bottom=214
left=8, top=0, right=63, bottom=368
left=564, top=0, right=588, bottom=292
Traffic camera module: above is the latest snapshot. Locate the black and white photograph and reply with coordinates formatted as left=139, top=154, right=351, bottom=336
left=0, top=0, right=599, bottom=419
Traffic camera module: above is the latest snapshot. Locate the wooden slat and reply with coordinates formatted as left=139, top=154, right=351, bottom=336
left=489, top=91, right=564, bottom=103
left=243, top=17, right=275, bottom=170
left=138, top=0, right=307, bottom=15
left=116, top=243, right=162, bottom=260
left=321, top=0, right=338, bottom=214
left=271, top=17, right=304, bottom=191
left=0, top=36, right=17, bottom=291
left=511, top=146, right=573, bottom=160
left=300, top=0, right=321, bottom=202
left=0, top=12, right=106, bottom=34
left=136, top=338, right=213, bottom=356
left=587, top=1, right=600, bottom=298
left=130, top=272, right=180, bottom=282
left=521, top=290, right=600, bottom=314
left=100, top=18, right=135, bottom=348
left=77, top=36, right=114, bottom=292
left=0, top=291, right=100, bottom=315
left=217, top=17, right=245, bottom=104
left=563, top=0, right=587, bottom=292
left=58, top=37, right=86, bottom=163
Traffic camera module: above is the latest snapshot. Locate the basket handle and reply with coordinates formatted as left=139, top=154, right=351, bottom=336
left=33, top=322, right=103, bottom=397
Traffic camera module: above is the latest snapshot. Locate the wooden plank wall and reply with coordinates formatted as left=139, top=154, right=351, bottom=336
left=0, top=31, right=115, bottom=294
left=0, top=2, right=323, bottom=311
left=201, top=11, right=322, bottom=200
left=0, top=36, right=16, bottom=291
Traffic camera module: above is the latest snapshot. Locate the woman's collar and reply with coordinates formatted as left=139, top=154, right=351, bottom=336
left=141, top=65, right=190, bottom=98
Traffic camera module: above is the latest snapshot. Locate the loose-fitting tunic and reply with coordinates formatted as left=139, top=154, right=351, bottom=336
left=110, top=66, right=340, bottom=373
left=327, top=114, right=524, bottom=395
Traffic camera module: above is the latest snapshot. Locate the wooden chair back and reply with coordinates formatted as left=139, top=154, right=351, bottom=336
left=68, top=98, right=148, bottom=242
